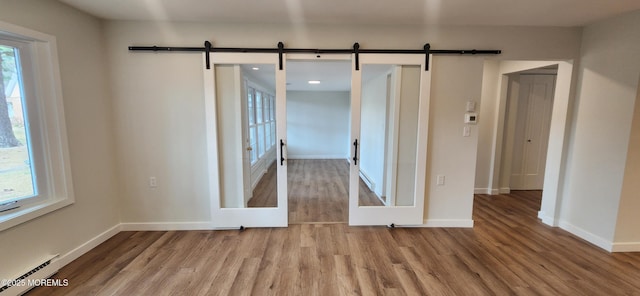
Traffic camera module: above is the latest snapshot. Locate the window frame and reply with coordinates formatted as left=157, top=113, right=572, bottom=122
left=247, top=87, right=258, bottom=164
left=0, top=21, right=75, bottom=232
left=1, top=39, right=40, bottom=205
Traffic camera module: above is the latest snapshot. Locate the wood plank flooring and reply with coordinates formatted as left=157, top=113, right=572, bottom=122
left=246, top=161, right=278, bottom=208
left=28, top=191, right=640, bottom=295
left=249, top=159, right=383, bottom=223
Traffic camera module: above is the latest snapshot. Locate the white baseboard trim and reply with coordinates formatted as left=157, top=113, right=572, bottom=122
left=558, top=220, right=613, bottom=252
left=120, top=222, right=212, bottom=231
left=359, top=170, right=375, bottom=192
left=251, top=169, right=266, bottom=191
left=537, top=211, right=557, bottom=226
left=474, top=188, right=500, bottom=195
left=611, top=242, right=640, bottom=252
left=474, top=188, right=490, bottom=194
left=55, top=224, right=121, bottom=268
left=403, top=219, right=474, bottom=228
left=499, top=187, right=511, bottom=194
left=287, top=155, right=348, bottom=160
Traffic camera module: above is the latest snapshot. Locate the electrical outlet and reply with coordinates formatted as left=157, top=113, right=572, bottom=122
left=436, top=175, right=445, bottom=185
left=149, top=177, right=157, bottom=188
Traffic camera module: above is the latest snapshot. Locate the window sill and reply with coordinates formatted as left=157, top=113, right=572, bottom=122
left=0, top=199, right=73, bottom=232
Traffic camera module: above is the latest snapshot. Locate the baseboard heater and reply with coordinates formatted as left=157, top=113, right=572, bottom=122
left=0, top=255, right=60, bottom=296
left=359, top=170, right=375, bottom=192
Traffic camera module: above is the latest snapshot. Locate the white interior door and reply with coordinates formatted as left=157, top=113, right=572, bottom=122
left=511, top=74, right=555, bottom=190
left=204, top=53, right=288, bottom=228
left=349, top=54, right=432, bottom=226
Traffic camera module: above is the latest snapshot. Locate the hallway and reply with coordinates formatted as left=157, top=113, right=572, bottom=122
left=248, top=159, right=383, bottom=223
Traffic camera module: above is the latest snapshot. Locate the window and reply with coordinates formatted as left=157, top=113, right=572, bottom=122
left=1, top=43, right=36, bottom=203
left=245, top=82, right=276, bottom=166
left=256, top=91, right=265, bottom=157
left=270, top=96, right=276, bottom=146
left=247, top=90, right=257, bottom=163
left=0, top=21, right=75, bottom=231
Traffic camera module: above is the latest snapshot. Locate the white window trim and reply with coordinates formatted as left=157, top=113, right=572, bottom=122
left=0, top=21, right=75, bottom=232
left=247, top=85, right=258, bottom=164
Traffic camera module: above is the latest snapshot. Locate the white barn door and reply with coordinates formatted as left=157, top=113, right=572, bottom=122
left=349, top=54, right=432, bottom=226
left=203, top=53, right=288, bottom=228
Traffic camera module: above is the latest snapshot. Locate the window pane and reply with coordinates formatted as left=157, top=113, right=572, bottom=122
left=0, top=45, right=35, bottom=202
left=247, top=88, right=255, bottom=126
left=265, top=95, right=271, bottom=123
left=271, top=122, right=276, bottom=146
left=270, top=95, right=275, bottom=121
left=256, top=91, right=263, bottom=124
left=265, top=123, right=271, bottom=150
left=257, top=125, right=265, bottom=157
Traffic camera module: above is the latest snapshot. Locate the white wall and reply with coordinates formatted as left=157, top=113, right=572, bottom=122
left=215, top=65, right=244, bottom=208
left=104, top=20, right=581, bottom=226
left=560, top=10, right=640, bottom=248
left=0, top=1, right=119, bottom=279
left=425, top=56, right=485, bottom=222
left=107, top=27, right=211, bottom=223
left=615, top=75, right=640, bottom=248
left=498, top=74, right=520, bottom=193
left=395, top=66, right=421, bottom=206
left=475, top=61, right=500, bottom=194
left=287, top=91, right=350, bottom=159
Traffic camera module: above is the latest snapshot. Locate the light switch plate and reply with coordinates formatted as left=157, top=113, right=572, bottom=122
left=466, top=101, right=476, bottom=112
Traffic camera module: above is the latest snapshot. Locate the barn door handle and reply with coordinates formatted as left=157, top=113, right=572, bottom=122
left=280, top=139, right=285, bottom=166
left=353, top=139, right=359, bottom=165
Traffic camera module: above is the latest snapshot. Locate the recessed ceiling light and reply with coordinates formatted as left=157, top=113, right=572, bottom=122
left=252, top=67, right=260, bottom=70
left=308, top=80, right=321, bottom=84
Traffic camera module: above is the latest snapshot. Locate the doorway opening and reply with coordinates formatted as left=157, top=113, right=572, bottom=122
left=284, top=59, right=362, bottom=224
left=285, top=58, right=414, bottom=224
left=501, top=66, right=558, bottom=207
left=477, top=60, right=574, bottom=226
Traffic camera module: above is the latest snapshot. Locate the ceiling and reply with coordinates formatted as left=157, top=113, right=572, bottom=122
left=242, top=62, right=395, bottom=92
left=59, top=0, right=640, bottom=27
left=286, top=61, right=352, bottom=92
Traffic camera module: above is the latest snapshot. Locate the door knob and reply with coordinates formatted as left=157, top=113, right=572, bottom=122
left=527, top=139, right=532, bottom=143
left=246, top=146, right=253, bottom=151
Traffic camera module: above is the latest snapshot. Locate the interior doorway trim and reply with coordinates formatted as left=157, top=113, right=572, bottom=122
left=485, top=60, right=574, bottom=227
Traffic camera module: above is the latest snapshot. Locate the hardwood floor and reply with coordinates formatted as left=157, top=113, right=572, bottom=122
left=28, top=191, right=640, bottom=295
left=249, top=159, right=383, bottom=223
left=247, top=161, right=278, bottom=208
